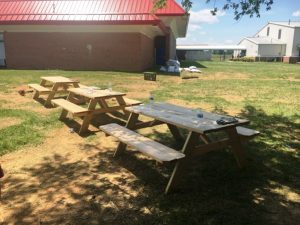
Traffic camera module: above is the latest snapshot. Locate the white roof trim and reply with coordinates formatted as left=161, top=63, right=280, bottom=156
left=269, top=21, right=300, bottom=28
left=176, top=45, right=246, bottom=50
left=243, top=37, right=286, bottom=45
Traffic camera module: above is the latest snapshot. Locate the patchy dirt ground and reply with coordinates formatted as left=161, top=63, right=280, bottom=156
left=202, top=72, right=250, bottom=80
left=0, top=117, right=23, bottom=130
left=0, top=125, right=127, bottom=224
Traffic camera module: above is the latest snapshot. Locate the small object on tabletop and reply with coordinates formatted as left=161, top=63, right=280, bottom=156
left=216, top=117, right=238, bottom=125
left=197, top=112, right=203, bottom=118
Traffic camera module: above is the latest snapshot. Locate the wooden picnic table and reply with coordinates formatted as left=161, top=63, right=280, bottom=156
left=119, top=102, right=251, bottom=193
left=53, top=87, right=140, bottom=134
left=29, top=76, right=79, bottom=107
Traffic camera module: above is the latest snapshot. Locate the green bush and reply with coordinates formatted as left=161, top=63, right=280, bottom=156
left=230, top=57, right=255, bottom=62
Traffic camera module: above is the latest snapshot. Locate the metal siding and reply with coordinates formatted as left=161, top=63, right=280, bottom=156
left=0, top=0, right=185, bottom=25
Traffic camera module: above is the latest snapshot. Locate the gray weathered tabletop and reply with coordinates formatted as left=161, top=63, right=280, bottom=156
left=126, top=102, right=249, bottom=134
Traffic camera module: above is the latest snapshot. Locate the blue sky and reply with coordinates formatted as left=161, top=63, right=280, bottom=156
left=177, top=0, right=300, bottom=45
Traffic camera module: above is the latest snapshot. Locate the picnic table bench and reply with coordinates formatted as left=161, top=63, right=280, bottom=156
left=100, top=123, right=185, bottom=163
left=29, top=76, right=79, bottom=107
left=236, top=126, right=260, bottom=143
left=100, top=103, right=259, bottom=194
left=52, top=87, right=141, bottom=134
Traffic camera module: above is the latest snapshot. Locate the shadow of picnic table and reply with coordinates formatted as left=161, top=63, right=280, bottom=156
left=1, top=105, right=299, bottom=225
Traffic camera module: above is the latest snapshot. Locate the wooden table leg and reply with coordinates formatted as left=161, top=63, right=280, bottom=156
left=165, top=131, right=199, bottom=194
left=68, top=91, right=85, bottom=105
left=114, top=112, right=139, bottom=157
left=115, top=96, right=130, bottom=116
left=33, top=79, right=47, bottom=99
left=44, top=83, right=59, bottom=107
left=33, top=90, right=40, bottom=100
left=59, top=109, right=69, bottom=120
left=167, top=124, right=184, bottom=142
left=199, top=133, right=211, bottom=144
left=58, top=92, right=74, bottom=120
left=98, top=98, right=109, bottom=109
left=227, top=127, right=247, bottom=168
left=79, top=114, right=93, bottom=135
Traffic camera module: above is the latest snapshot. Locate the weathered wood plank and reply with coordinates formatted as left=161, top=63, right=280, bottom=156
left=41, top=76, right=78, bottom=83
left=28, top=84, right=50, bottom=93
left=165, top=131, right=199, bottom=194
left=68, top=88, right=125, bottom=99
left=132, top=120, right=164, bottom=130
left=227, top=127, right=247, bottom=168
left=100, top=123, right=185, bottom=162
left=236, top=126, right=260, bottom=137
left=51, top=99, right=90, bottom=116
left=123, top=97, right=142, bottom=106
left=126, top=103, right=249, bottom=134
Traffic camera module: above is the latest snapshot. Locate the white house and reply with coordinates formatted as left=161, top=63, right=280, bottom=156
left=237, top=21, right=300, bottom=63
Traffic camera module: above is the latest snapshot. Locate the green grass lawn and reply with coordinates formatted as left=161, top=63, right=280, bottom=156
left=0, top=61, right=299, bottom=224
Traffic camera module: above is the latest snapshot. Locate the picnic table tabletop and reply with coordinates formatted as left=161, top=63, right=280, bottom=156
left=41, top=76, right=79, bottom=83
left=126, top=102, right=249, bottom=134
left=30, top=76, right=80, bottom=107
left=68, top=87, right=125, bottom=99
left=53, top=87, right=134, bottom=134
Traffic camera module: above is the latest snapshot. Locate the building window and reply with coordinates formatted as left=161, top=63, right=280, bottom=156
left=278, top=29, right=282, bottom=39
left=267, top=27, right=270, bottom=36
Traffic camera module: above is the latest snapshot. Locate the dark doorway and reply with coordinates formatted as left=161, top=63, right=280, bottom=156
left=155, top=36, right=166, bottom=65
left=0, top=33, right=6, bottom=67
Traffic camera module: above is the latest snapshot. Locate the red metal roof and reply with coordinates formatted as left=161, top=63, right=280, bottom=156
left=0, top=0, right=185, bottom=25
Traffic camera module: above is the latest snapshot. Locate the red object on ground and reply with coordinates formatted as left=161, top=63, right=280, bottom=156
left=0, top=0, right=185, bottom=25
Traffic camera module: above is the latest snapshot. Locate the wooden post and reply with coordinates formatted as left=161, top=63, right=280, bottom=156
left=44, top=83, right=59, bottom=107
left=199, top=133, right=211, bottom=144
left=115, top=96, right=130, bottom=116
left=227, top=127, right=247, bottom=168
left=79, top=114, right=93, bottom=135
left=79, top=99, right=97, bottom=134
left=167, top=124, right=184, bottom=142
left=114, top=112, right=139, bottom=157
left=165, top=131, right=199, bottom=194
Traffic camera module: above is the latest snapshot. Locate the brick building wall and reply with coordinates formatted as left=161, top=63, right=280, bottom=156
left=4, top=32, right=154, bottom=71
left=283, top=56, right=300, bottom=63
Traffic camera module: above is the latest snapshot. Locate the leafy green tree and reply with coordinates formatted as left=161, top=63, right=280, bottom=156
left=154, top=0, right=274, bottom=20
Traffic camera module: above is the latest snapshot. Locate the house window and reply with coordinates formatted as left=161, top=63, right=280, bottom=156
left=278, top=29, right=282, bottom=39
left=267, top=27, right=270, bottom=36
